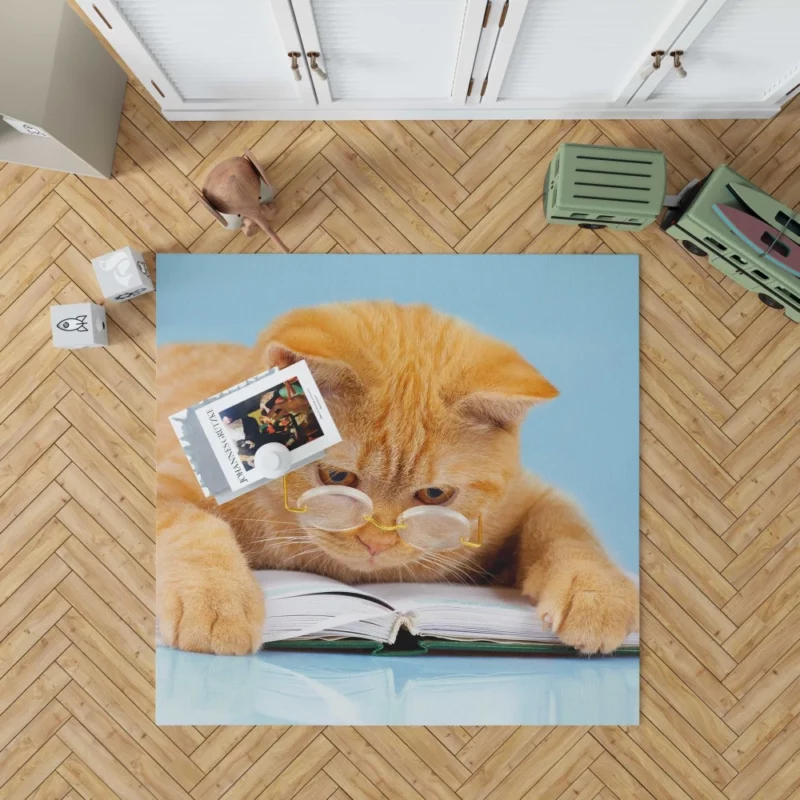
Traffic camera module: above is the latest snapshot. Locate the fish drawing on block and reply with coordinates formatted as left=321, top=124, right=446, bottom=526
left=713, top=204, right=800, bottom=276
left=56, top=315, right=89, bottom=332
left=726, top=183, right=800, bottom=247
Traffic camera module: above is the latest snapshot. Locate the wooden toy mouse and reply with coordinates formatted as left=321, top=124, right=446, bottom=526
left=197, top=149, right=290, bottom=253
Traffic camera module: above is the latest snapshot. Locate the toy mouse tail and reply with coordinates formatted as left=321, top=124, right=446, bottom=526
left=254, top=213, right=290, bottom=254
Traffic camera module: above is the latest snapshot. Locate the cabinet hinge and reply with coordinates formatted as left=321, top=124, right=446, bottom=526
left=480, top=77, right=488, bottom=97
left=467, top=77, right=474, bottom=97
left=482, top=0, right=492, bottom=27
left=499, top=0, right=509, bottom=27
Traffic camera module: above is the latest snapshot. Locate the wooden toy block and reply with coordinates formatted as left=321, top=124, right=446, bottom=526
left=50, top=302, right=107, bottom=348
left=91, top=246, right=153, bottom=301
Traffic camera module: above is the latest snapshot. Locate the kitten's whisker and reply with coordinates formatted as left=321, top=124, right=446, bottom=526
left=225, top=517, right=300, bottom=524
left=243, top=533, right=310, bottom=546
left=417, top=553, right=478, bottom=585
left=303, top=550, right=329, bottom=574
left=246, top=535, right=310, bottom=546
left=273, top=548, right=324, bottom=569
left=242, top=536, right=310, bottom=549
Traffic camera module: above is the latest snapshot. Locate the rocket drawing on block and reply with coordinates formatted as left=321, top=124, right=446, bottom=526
left=56, top=315, right=89, bottom=333
left=50, top=303, right=108, bottom=349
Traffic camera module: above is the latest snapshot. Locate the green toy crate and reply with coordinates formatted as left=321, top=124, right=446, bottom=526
left=660, top=164, right=800, bottom=322
left=544, top=143, right=667, bottom=231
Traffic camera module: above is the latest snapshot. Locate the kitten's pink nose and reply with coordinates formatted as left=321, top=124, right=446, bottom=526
left=357, top=534, right=395, bottom=556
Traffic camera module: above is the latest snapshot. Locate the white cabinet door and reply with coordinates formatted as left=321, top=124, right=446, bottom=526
left=631, top=0, right=800, bottom=109
left=289, top=0, right=487, bottom=108
left=76, top=0, right=316, bottom=112
left=479, top=0, right=707, bottom=109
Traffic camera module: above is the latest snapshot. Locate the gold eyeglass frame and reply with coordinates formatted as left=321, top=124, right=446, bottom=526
left=282, top=474, right=482, bottom=548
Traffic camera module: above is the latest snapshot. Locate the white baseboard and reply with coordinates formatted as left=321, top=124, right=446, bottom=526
left=163, top=104, right=779, bottom=122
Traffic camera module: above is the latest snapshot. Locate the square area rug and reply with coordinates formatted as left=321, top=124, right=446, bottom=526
left=155, top=254, right=639, bottom=726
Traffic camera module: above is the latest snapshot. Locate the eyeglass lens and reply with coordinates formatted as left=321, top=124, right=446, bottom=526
left=296, top=486, right=471, bottom=549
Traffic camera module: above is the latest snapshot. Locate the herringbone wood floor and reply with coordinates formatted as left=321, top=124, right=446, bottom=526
left=2, top=69, right=800, bottom=799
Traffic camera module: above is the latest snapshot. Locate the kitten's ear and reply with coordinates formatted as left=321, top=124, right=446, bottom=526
left=258, top=309, right=361, bottom=397
left=265, top=342, right=360, bottom=396
left=457, top=349, right=558, bottom=429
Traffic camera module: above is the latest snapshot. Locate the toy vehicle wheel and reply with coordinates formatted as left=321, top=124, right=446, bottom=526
left=578, top=223, right=606, bottom=230
left=758, top=293, right=785, bottom=310
left=682, top=240, right=707, bottom=257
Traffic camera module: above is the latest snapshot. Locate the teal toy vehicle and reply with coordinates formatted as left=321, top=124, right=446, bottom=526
left=660, top=165, right=800, bottom=322
left=544, top=142, right=800, bottom=322
left=544, top=143, right=667, bottom=232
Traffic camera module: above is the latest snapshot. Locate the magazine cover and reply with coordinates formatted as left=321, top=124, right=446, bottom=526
left=156, top=254, right=640, bottom=726
left=169, top=360, right=341, bottom=502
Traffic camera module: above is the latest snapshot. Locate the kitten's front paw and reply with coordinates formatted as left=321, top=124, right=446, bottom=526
left=536, top=567, right=638, bottom=655
left=159, top=565, right=265, bottom=655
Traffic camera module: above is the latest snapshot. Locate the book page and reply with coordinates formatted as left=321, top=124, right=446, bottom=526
left=362, top=582, right=639, bottom=647
left=254, top=570, right=398, bottom=644
left=365, top=583, right=548, bottom=643
left=255, top=570, right=354, bottom=601
left=364, top=582, right=528, bottom=613
left=264, top=596, right=396, bottom=643
left=255, top=570, right=393, bottom=606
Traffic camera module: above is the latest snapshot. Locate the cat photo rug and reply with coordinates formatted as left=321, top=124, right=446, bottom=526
left=156, top=254, right=640, bottom=726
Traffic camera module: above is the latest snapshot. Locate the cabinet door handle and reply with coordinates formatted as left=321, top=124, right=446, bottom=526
left=670, top=50, right=687, bottom=79
left=307, top=52, right=328, bottom=81
left=640, top=50, right=665, bottom=81
left=288, top=52, right=302, bottom=81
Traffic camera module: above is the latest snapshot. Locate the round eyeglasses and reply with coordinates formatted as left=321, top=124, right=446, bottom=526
left=281, top=475, right=482, bottom=551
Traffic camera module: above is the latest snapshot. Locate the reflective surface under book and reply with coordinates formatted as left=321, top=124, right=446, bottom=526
left=156, top=647, right=639, bottom=726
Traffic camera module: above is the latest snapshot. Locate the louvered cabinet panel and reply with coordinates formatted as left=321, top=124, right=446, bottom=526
left=291, top=0, right=485, bottom=106
left=76, top=0, right=795, bottom=117
left=648, top=0, right=800, bottom=102
left=75, top=0, right=314, bottom=109
left=495, top=0, right=683, bottom=102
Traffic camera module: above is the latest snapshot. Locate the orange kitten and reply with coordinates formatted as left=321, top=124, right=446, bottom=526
left=157, top=302, right=638, bottom=655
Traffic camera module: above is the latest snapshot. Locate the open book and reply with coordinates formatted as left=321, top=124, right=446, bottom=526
left=257, top=570, right=639, bottom=656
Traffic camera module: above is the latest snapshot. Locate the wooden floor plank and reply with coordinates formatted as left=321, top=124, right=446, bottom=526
left=454, top=121, right=539, bottom=192
left=0, top=170, right=66, bottom=244
left=400, top=121, right=469, bottom=174
left=0, top=163, right=36, bottom=208
left=454, top=119, right=578, bottom=230
left=326, top=126, right=462, bottom=249
left=121, top=85, right=201, bottom=176
left=57, top=681, right=192, bottom=800
left=363, top=120, right=469, bottom=210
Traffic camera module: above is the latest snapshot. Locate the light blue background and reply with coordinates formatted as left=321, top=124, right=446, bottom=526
left=157, top=649, right=639, bottom=726
left=156, top=254, right=640, bottom=726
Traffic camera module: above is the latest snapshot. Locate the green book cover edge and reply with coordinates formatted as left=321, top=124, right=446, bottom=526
left=264, top=637, right=639, bottom=658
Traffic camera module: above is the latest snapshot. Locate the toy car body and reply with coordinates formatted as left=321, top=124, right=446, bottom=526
left=544, top=143, right=666, bottom=232
left=660, top=165, right=800, bottom=322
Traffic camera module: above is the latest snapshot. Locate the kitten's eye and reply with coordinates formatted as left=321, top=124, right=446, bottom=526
left=319, top=465, right=359, bottom=488
left=415, top=486, right=456, bottom=505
